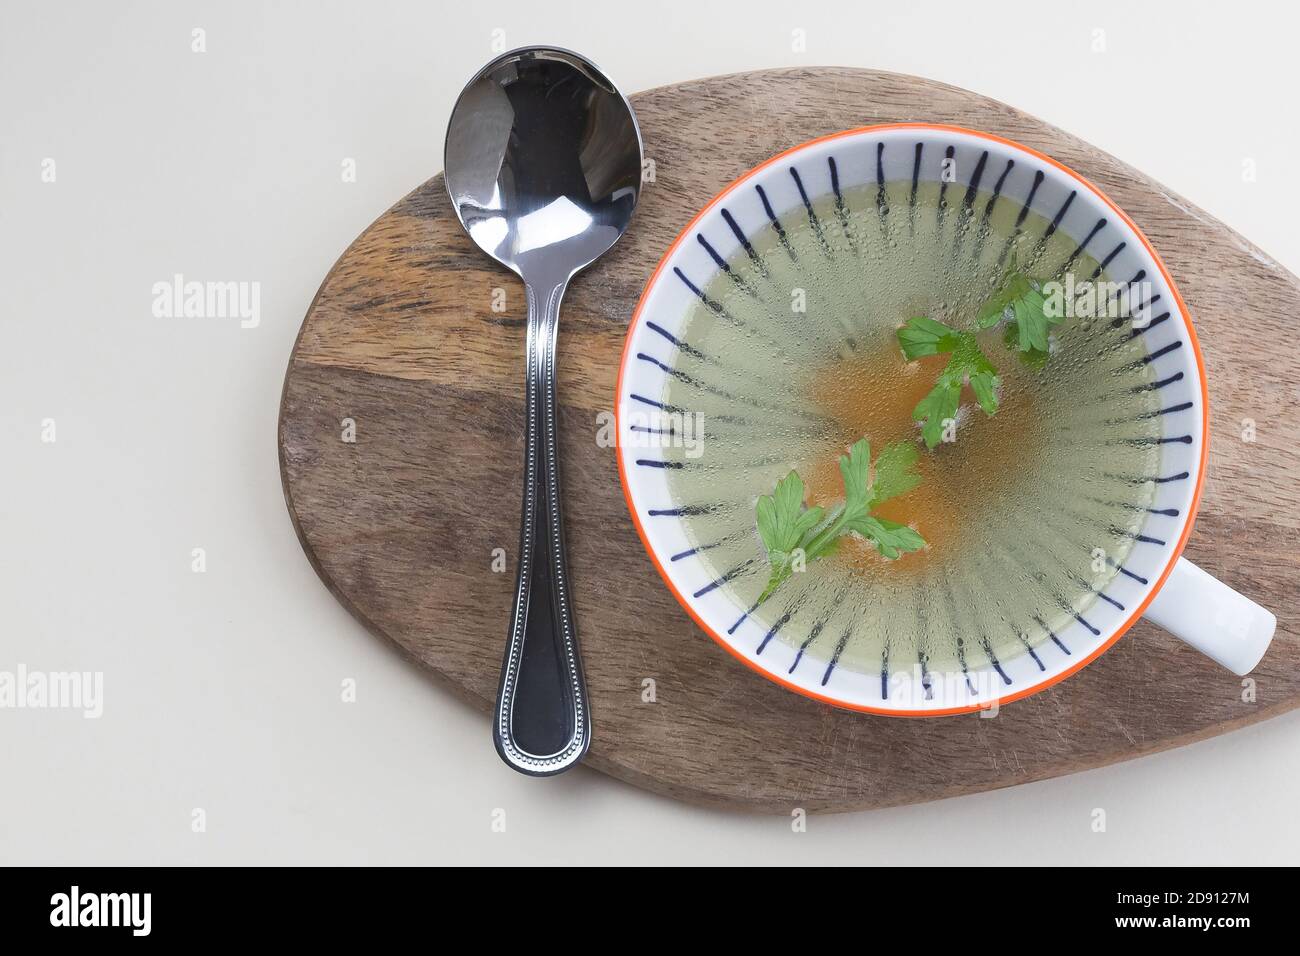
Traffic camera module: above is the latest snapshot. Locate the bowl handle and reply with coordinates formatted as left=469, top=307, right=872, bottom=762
left=1142, top=557, right=1276, bottom=675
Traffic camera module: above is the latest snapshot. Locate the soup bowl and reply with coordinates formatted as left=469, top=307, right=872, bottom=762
left=614, top=124, right=1276, bottom=715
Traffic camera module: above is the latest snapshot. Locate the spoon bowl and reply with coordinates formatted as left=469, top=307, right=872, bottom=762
left=445, top=47, right=643, bottom=284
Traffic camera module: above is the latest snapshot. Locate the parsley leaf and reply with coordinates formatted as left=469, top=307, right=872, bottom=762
left=836, top=436, right=875, bottom=517
left=844, top=515, right=927, bottom=560
left=755, top=471, right=824, bottom=600
left=897, top=317, right=1001, bottom=448
left=951, top=335, right=999, bottom=414
left=868, top=439, right=926, bottom=505
left=897, top=315, right=965, bottom=359
left=912, top=380, right=962, bottom=448
left=754, top=438, right=926, bottom=600
left=978, top=271, right=1059, bottom=364
left=976, top=273, right=1034, bottom=328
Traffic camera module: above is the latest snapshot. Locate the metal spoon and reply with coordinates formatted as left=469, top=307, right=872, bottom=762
left=444, top=47, right=643, bottom=776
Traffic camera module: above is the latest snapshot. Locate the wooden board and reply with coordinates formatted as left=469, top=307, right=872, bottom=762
left=278, top=67, right=1300, bottom=812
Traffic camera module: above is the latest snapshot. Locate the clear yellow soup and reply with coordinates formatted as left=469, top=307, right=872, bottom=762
left=660, top=179, right=1160, bottom=673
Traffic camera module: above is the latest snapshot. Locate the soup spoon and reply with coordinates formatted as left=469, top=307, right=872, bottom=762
left=444, top=47, right=643, bottom=775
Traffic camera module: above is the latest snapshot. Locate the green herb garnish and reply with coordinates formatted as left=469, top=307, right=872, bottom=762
left=755, top=438, right=926, bottom=600
left=897, top=317, right=999, bottom=447
left=976, top=272, right=1059, bottom=363
left=898, top=271, right=1059, bottom=447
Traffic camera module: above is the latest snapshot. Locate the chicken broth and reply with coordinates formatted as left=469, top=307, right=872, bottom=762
left=659, top=179, right=1161, bottom=673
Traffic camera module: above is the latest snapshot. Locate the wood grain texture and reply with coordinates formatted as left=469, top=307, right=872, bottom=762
left=279, top=67, right=1300, bottom=812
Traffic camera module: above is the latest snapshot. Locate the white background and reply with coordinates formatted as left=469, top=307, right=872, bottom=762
left=2, top=0, right=1296, bottom=865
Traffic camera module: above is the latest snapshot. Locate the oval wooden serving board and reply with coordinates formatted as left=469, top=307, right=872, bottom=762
left=280, top=67, right=1300, bottom=812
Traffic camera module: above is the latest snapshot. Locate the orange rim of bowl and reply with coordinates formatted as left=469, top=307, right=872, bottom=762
left=614, top=122, right=1210, bottom=716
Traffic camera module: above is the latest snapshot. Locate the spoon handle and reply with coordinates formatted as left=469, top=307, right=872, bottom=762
left=493, top=277, right=591, bottom=775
